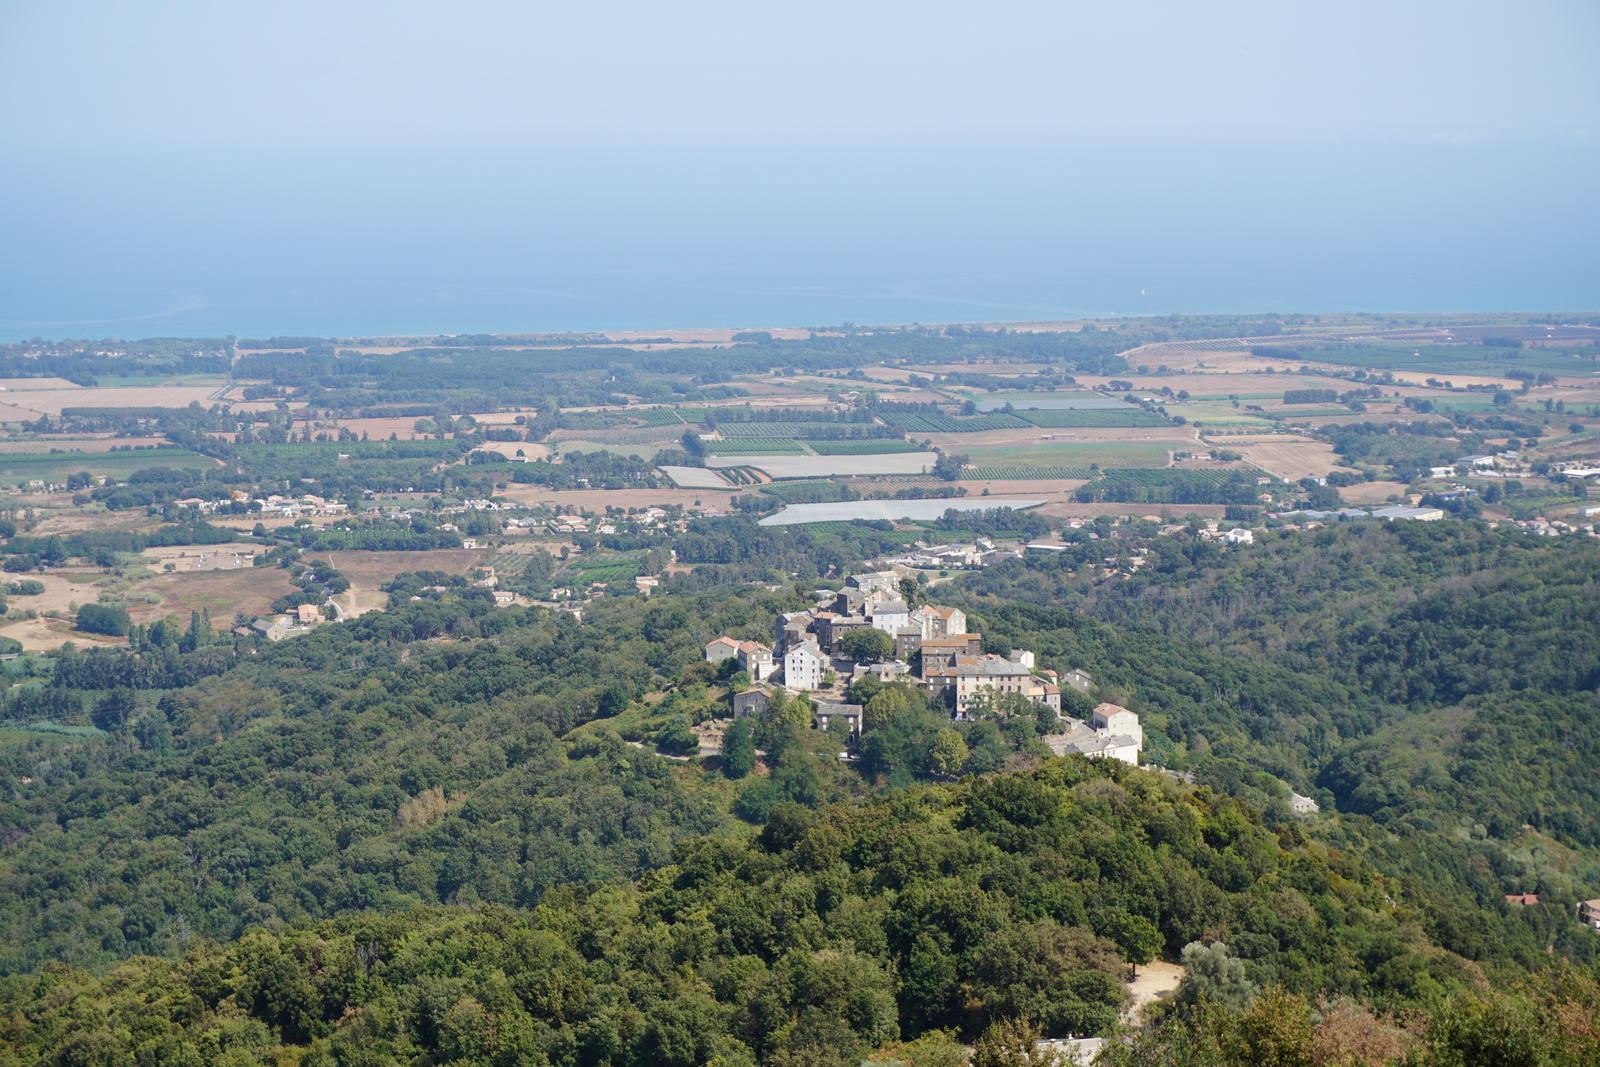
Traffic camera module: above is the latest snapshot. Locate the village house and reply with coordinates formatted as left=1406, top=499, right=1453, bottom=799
left=918, top=634, right=986, bottom=672
left=1062, top=668, right=1093, bottom=694
left=813, top=701, right=862, bottom=738
left=732, top=688, right=770, bottom=719
left=736, top=640, right=777, bottom=682
left=866, top=598, right=910, bottom=634
left=783, top=639, right=826, bottom=691
left=704, top=636, right=740, bottom=663
left=1045, top=702, right=1143, bottom=765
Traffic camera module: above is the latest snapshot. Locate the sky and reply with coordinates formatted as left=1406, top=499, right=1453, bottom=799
left=1, top=0, right=1596, bottom=338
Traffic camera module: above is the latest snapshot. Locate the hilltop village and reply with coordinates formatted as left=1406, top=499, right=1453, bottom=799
left=706, top=568, right=1144, bottom=765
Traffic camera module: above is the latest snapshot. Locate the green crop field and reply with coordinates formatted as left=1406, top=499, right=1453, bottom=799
left=885, top=412, right=1032, bottom=432
left=718, top=422, right=855, bottom=438
left=704, top=439, right=807, bottom=455
left=0, top=448, right=213, bottom=485
left=1100, top=467, right=1249, bottom=485
left=1301, top=342, right=1599, bottom=378
left=959, top=466, right=1096, bottom=480
left=1016, top=408, right=1173, bottom=428
left=636, top=409, right=685, bottom=426
left=804, top=439, right=920, bottom=455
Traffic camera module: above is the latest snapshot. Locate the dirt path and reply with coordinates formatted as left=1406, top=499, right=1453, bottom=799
left=1125, top=960, right=1184, bottom=1024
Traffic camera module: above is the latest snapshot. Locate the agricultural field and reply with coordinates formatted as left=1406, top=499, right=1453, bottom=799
left=635, top=408, right=686, bottom=426
left=1306, top=342, right=1598, bottom=380
left=703, top=439, right=806, bottom=455
left=658, top=466, right=732, bottom=489
left=0, top=448, right=213, bottom=485
left=804, top=439, right=921, bottom=455
left=708, top=453, right=938, bottom=478
left=128, top=567, right=302, bottom=628
left=717, top=422, right=865, bottom=438
left=0, top=385, right=223, bottom=415
left=958, top=442, right=1174, bottom=470
left=971, top=390, right=1126, bottom=410
left=958, top=466, right=1096, bottom=480
left=1015, top=408, right=1173, bottom=428
left=1224, top=436, right=1344, bottom=480
left=884, top=412, right=1032, bottom=433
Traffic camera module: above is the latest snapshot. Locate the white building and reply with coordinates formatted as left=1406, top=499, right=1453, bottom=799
left=1091, top=703, right=1144, bottom=749
left=867, top=599, right=910, bottom=634
left=784, top=640, right=826, bottom=691
left=1224, top=528, right=1254, bottom=545
left=1045, top=703, right=1143, bottom=765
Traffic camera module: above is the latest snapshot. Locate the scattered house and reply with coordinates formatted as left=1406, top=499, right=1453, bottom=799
left=493, top=590, right=515, bottom=606
left=1505, top=894, right=1540, bottom=906
left=1224, top=528, right=1254, bottom=545
left=1580, top=899, right=1600, bottom=929
left=705, top=636, right=741, bottom=663
left=813, top=701, right=863, bottom=738
left=737, top=640, right=777, bottom=682
left=461, top=538, right=478, bottom=549
left=253, top=618, right=289, bottom=642
left=1046, top=704, right=1143, bottom=765
left=1289, top=792, right=1320, bottom=815
left=784, top=639, right=826, bottom=691
left=1062, top=668, right=1093, bottom=695
left=732, top=688, right=770, bottom=719
left=634, top=575, right=660, bottom=595
left=296, top=603, right=321, bottom=625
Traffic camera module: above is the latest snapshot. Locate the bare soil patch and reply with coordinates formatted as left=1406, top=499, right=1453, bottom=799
left=3, top=386, right=223, bottom=415
left=1125, top=961, right=1184, bottom=1024
left=0, top=378, right=85, bottom=391
left=1227, top=437, right=1342, bottom=481
left=128, top=567, right=301, bottom=625
left=1337, top=479, right=1409, bottom=505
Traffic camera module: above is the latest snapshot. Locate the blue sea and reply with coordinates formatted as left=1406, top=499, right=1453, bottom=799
left=2, top=141, right=1595, bottom=340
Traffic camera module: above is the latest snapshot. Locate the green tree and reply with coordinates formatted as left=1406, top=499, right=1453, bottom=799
left=722, top=717, right=756, bottom=779
left=865, top=686, right=919, bottom=731
left=929, top=729, right=969, bottom=776
left=1177, top=941, right=1258, bottom=1011
left=840, top=627, right=894, bottom=662
left=1101, top=911, right=1164, bottom=978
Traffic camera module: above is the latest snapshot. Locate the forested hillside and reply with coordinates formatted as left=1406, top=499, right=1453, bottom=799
left=0, top=517, right=1597, bottom=1063
left=4, top=759, right=1588, bottom=1066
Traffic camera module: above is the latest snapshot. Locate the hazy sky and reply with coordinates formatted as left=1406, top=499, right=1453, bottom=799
left=1, top=1, right=1596, bottom=337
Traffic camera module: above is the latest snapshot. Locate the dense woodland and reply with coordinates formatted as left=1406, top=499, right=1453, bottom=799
left=0, top=329, right=1597, bottom=1061
left=0, top=516, right=1593, bottom=1061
